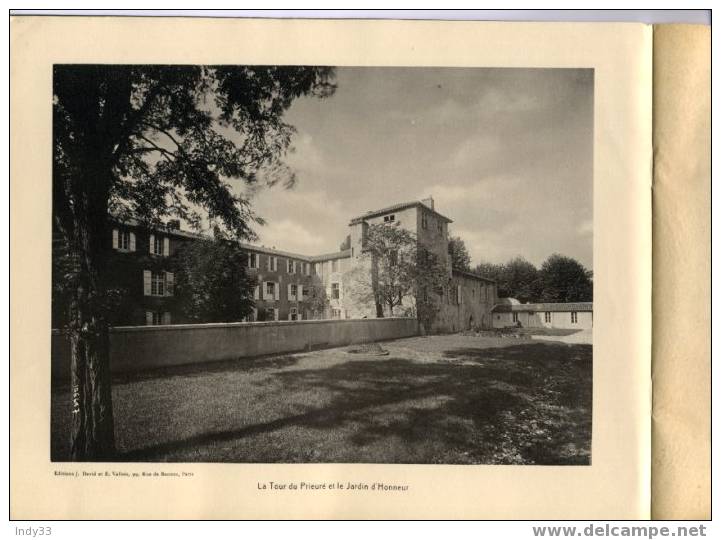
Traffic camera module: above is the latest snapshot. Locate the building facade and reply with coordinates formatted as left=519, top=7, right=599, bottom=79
left=491, top=300, right=593, bottom=330
left=52, top=198, right=498, bottom=333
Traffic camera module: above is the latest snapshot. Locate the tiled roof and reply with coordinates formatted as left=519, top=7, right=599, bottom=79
left=309, top=249, right=352, bottom=262
left=452, top=267, right=496, bottom=283
left=111, top=217, right=315, bottom=260
left=492, top=302, right=593, bottom=313
left=349, top=200, right=453, bottom=225
left=238, top=243, right=314, bottom=261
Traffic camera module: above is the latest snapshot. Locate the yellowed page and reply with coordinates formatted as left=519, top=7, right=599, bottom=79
left=10, top=17, right=652, bottom=519
left=651, top=24, right=711, bottom=520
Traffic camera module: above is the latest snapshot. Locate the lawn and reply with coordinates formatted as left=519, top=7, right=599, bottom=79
left=51, top=334, right=592, bottom=465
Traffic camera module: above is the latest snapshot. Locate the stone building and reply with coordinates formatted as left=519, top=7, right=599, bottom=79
left=52, top=198, right=497, bottom=333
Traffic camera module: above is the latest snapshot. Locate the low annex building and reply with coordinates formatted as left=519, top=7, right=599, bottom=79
left=491, top=299, right=593, bottom=330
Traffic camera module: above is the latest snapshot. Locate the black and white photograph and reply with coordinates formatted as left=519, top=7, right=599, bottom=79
left=50, top=65, right=594, bottom=465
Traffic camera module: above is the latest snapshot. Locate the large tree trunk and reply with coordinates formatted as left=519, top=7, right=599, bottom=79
left=69, top=292, right=115, bottom=460
left=371, top=254, right=384, bottom=318
left=61, top=164, right=117, bottom=461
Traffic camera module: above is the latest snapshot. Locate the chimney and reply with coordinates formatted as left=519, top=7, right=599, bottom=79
left=167, top=219, right=181, bottom=230
left=421, top=196, right=434, bottom=210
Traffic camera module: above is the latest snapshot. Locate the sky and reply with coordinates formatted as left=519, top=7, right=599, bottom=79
left=243, top=67, right=593, bottom=268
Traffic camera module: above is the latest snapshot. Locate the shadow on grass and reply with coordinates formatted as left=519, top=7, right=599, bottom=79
left=111, top=342, right=591, bottom=465
left=52, top=354, right=302, bottom=391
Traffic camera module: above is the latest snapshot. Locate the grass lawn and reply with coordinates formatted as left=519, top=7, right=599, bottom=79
left=51, top=334, right=592, bottom=465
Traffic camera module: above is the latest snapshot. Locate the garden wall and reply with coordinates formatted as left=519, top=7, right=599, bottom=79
left=51, top=317, right=418, bottom=378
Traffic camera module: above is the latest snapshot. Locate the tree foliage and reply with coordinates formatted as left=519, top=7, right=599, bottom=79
left=339, top=234, right=351, bottom=251
left=538, top=254, right=593, bottom=302
left=409, top=247, right=450, bottom=332
left=448, top=235, right=471, bottom=271
left=343, top=224, right=447, bottom=324
left=304, top=285, right=331, bottom=319
left=172, top=237, right=256, bottom=323
left=53, top=64, right=336, bottom=460
left=476, top=257, right=539, bottom=303
left=476, top=254, right=592, bottom=303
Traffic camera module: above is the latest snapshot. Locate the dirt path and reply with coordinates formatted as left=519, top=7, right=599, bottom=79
left=532, top=328, right=593, bottom=344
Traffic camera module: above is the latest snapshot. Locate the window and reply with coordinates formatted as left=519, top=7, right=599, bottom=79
left=421, top=212, right=428, bottom=229
left=248, top=253, right=259, bottom=269
left=289, top=283, right=298, bottom=300
left=437, top=221, right=443, bottom=234
left=113, top=228, right=135, bottom=252
left=571, top=311, right=578, bottom=324
left=151, top=272, right=165, bottom=296
left=331, top=308, right=342, bottom=319
left=289, top=307, right=298, bottom=321
left=383, top=214, right=395, bottom=224
left=152, top=236, right=162, bottom=255
left=144, top=270, right=173, bottom=297
left=266, top=282, right=276, bottom=298
left=287, top=259, right=295, bottom=273
left=119, top=231, right=131, bottom=250
left=331, top=282, right=340, bottom=300
left=545, top=312, right=552, bottom=323
left=145, top=311, right=170, bottom=326
left=267, top=256, right=278, bottom=271
left=512, top=313, right=519, bottom=323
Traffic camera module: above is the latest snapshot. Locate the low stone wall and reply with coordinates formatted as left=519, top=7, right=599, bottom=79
left=51, top=317, right=418, bottom=379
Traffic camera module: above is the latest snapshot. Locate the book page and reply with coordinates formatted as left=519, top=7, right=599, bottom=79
left=10, top=17, right=652, bottom=519
left=651, top=24, right=711, bottom=520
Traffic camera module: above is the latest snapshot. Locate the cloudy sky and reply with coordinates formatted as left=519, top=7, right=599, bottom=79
left=245, top=67, right=593, bottom=268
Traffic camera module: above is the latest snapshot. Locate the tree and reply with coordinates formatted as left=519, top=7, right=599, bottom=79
left=303, top=284, right=331, bottom=319
left=475, top=257, right=540, bottom=303
left=410, top=246, right=449, bottom=333
left=53, top=65, right=335, bottom=460
left=339, top=234, right=351, bottom=251
left=448, top=235, right=471, bottom=271
left=538, top=254, right=593, bottom=302
left=503, top=257, right=541, bottom=303
left=172, top=235, right=256, bottom=323
left=343, top=224, right=446, bottom=324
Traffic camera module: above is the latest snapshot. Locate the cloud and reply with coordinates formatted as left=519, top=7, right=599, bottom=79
left=285, top=132, right=328, bottom=173
left=255, top=218, right=326, bottom=254
left=248, top=186, right=348, bottom=255
left=577, top=219, right=593, bottom=236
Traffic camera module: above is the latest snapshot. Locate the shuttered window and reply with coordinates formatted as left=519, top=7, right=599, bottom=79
left=145, top=311, right=170, bottom=325
left=144, top=271, right=174, bottom=297
left=150, top=234, right=163, bottom=256
left=113, top=228, right=135, bottom=252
